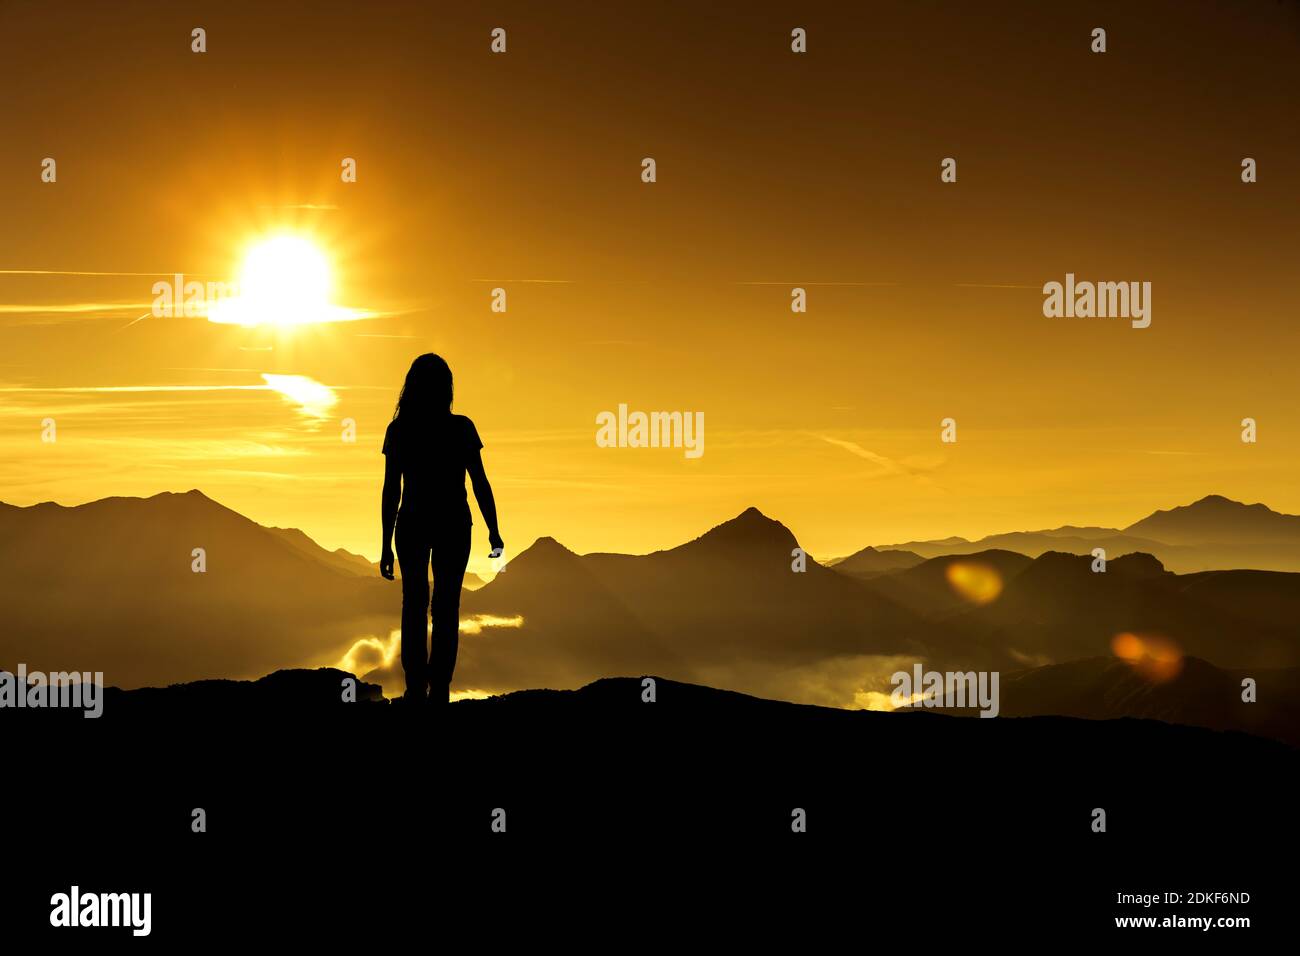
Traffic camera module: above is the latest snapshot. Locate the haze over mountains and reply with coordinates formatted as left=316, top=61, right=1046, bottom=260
left=447, top=500, right=1298, bottom=727
left=2, top=491, right=1296, bottom=746
left=863, top=494, right=1300, bottom=573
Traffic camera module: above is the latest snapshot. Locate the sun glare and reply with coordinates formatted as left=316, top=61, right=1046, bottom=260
left=207, top=234, right=364, bottom=328
left=242, top=236, right=331, bottom=314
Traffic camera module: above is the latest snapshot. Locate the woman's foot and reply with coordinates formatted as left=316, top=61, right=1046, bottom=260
left=396, top=686, right=427, bottom=708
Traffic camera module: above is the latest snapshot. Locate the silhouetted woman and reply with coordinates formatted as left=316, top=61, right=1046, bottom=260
left=379, top=354, right=503, bottom=704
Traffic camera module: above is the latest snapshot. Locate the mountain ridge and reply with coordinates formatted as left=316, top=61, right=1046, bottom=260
left=5, top=490, right=1298, bottom=702
left=858, top=494, right=1300, bottom=573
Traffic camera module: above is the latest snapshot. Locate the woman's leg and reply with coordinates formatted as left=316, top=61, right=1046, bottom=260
left=395, top=520, right=433, bottom=699
left=428, top=521, right=473, bottom=701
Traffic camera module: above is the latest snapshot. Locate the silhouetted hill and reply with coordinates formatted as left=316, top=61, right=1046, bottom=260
left=0, top=491, right=400, bottom=687
left=942, top=550, right=1299, bottom=670
left=8, top=666, right=1295, bottom=938
left=9, top=667, right=1293, bottom=840
left=827, top=545, right=925, bottom=578
left=100, top=666, right=386, bottom=715
left=454, top=507, right=937, bottom=701
left=856, top=549, right=1035, bottom=618
left=1124, top=493, right=1300, bottom=544
left=14, top=664, right=1291, bottom=746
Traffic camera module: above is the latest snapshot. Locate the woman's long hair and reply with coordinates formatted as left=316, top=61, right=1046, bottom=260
left=392, top=353, right=453, bottom=427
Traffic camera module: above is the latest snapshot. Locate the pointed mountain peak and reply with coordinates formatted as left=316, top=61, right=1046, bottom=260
left=511, top=535, right=578, bottom=565
left=676, top=507, right=799, bottom=554
left=715, top=506, right=789, bottom=534
left=531, top=534, right=574, bottom=552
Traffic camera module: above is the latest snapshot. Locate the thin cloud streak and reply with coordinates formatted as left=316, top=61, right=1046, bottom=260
left=257, top=204, right=338, bottom=210
left=0, top=269, right=202, bottom=277
left=818, top=435, right=911, bottom=474
left=468, top=278, right=574, bottom=284
left=0, top=302, right=155, bottom=313
left=734, top=281, right=898, bottom=287
left=816, top=434, right=945, bottom=488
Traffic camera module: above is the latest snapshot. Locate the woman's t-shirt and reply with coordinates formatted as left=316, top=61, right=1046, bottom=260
left=383, top=414, right=482, bottom=525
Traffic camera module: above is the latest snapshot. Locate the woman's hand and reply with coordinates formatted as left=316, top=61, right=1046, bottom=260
left=380, top=546, right=395, bottom=580
left=488, top=531, right=504, bottom=557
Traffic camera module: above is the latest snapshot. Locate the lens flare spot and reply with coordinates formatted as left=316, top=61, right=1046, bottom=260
left=944, top=560, right=1003, bottom=605
left=1111, top=631, right=1184, bottom=683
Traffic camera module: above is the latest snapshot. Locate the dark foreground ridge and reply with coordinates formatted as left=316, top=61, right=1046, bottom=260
left=7, top=667, right=1294, bottom=940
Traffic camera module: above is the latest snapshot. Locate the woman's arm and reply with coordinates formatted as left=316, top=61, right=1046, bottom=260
left=379, top=454, right=401, bottom=579
left=467, top=449, right=503, bottom=552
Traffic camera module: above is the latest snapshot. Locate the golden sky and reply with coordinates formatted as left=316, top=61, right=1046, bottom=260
left=2, top=1, right=1298, bottom=572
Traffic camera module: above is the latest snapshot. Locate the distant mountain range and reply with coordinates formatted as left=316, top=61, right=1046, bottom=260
left=863, top=549, right=1300, bottom=669
left=452, top=503, right=1298, bottom=721
left=451, top=506, right=940, bottom=701
left=2, top=491, right=1297, bottom=746
left=856, top=495, right=1300, bottom=573
left=0, top=491, right=399, bottom=688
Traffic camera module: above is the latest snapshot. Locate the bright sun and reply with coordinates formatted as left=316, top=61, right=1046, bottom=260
left=242, top=236, right=331, bottom=315
left=207, top=235, right=361, bottom=328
